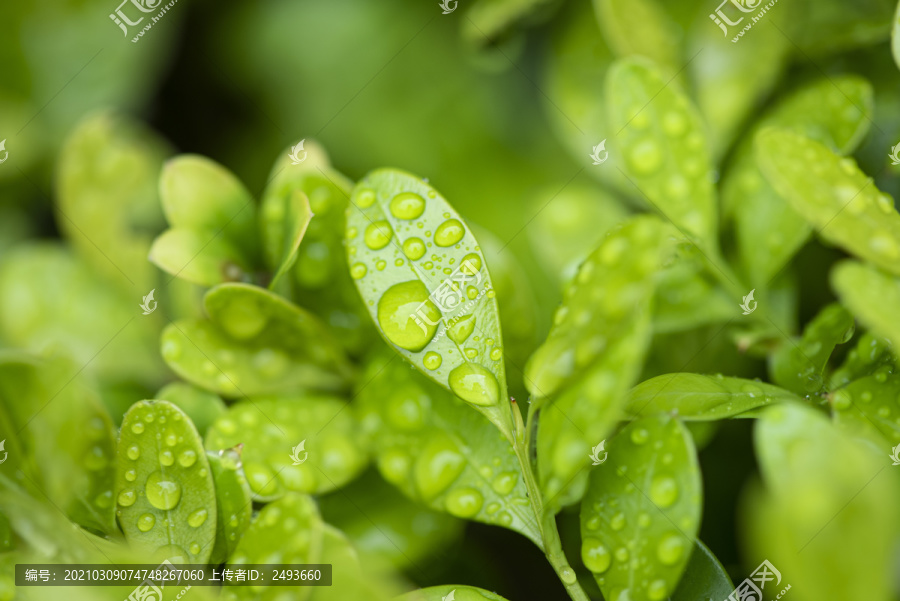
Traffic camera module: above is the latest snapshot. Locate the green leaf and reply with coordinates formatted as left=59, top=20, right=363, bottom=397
left=756, top=129, right=900, bottom=275
left=832, top=261, right=900, bottom=354
left=155, top=382, right=226, bottom=437
left=320, top=470, right=463, bottom=570
left=463, top=0, right=558, bottom=48
left=725, top=76, right=873, bottom=283
left=831, top=371, right=900, bottom=447
left=830, top=332, right=894, bottom=389
left=151, top=155, right=260, bottom=285
left=592, top=0, right=680, bottom=74
left=893, top=0, right=900, bottom=71
left=56, top=112, right=169, bottom=291
left=746, top=403, right=900, bottom=601
left=606, top=58, right=717, bottom=248
left=207, top=447, right=252, bottom=564
left=397, top=586, right=512, bottom=601
left=783, top=0, right=896, bottom=55
left=312, top=523, right=397, bottom=601
left=205, top=395, right=368, bottom=500
left=669, top=540, right=734, bottom=601
left=160, top=283, right=352, bottom=397
left=652, top=246, right=735, bottom=334
left=579, top=415, right=702, bottom=601
left=625, top=373, right=799, bottom=420
left=345, top=169, right=511, bottom=437
left=261, top=187, right=312, bottom=289
left=115, top=400, right=217, bottom=564
left=770, top=303, right=855, bottom=395
left=356, top=357, right=541, bottom=546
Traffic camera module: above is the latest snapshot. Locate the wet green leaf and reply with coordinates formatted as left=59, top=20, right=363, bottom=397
left=161, top=283, right=352, bottom=397
left=150, top=155, right=260, bottom=286
left=747, top=403, right=900, bottom=601
left=726, top=77, right=873, bottom=283
left=669, top=540, right=734, bottom=601
left=115, top=400, right=217, bottom=564
left=207, top=447, right=252, bottom=564
left=830, top=371, right=900, bottom=447
left=579, top=415, right=702, bottom=601
left=397, top=585, right=512, bottom=601
left=155, top=382, right=226, bottom=437
left=57, top=112, right=169, bottom=291
left=770, top=303, right=855, bottom=395
left=205, top=395, right=368, bottom=500
left=345, top=168, right=511, bottom=437
left=593, top=0, right=680, bottom=74
left=756, top=129, right=900, bottom=275
left=830, top=332, right=895, bottom=389
left=312, top=523, right=397, bottom=601
left=261, top=187, right=312, bottom=290
left=653, top=246, right=734, bottom=334
left=356, top=357, right=541, bottom=546
left=625, top=374, right=798, bottom=420
left=607, top=58, right=717, bottom=248
left=832, top=261, right=900, bottom=354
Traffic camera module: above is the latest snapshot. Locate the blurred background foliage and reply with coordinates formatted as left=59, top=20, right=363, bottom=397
left=2, top=0, right=900, bottom=598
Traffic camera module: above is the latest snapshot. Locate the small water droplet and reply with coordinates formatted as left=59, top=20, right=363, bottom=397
left=117, top=490, right=136, bottom=507
left=444, top=487, right=484, bottom=518
left=131, top=422, right=145, bottom=434
left=423, top=351, right=442, bottom=370
left=178, top=450, right=197, bottom=467
left=364, top=221, right=393, bottom=250
left=449, top=363, right=500, bottom=406
left=434, top=219, right=465, bottom=247
left=650, top=476, right=679, bottom=508
left=582, top=538, right=611, bottom=573
left=127, top=445, right=140, bottom=460
left=630, top=428, right=649, bottom=445
left=350, top=263, right=367, bottom=279
left=187, top=508, right=209, bottom=528
left=146, top=471, right=182, bottom=510
left=137, top=513, right=155, bottom=532
left=389, top=192, right=426, bottom=220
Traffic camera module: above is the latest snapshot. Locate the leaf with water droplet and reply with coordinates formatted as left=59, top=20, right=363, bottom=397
left=625, top=373, right=800, bottom=420
left=747, top=403, right=900, bottom=601
left=345, top=169, right=511, bottom=438
left=831, top=372, right=900, bottom=448
left=579, top=415, right=702, bottom=601
left=155, top=382, right=226, bottom=437
left=161, top=283, right=353, bottom=397
left=260, top=187, right=312, bottom=290
left=832, top=260, right=900, bottom=354
left=207, top=447, right=252, bottom=564
left=592, top=0, right=680, bottom=75
left=770, top=303, right=855, bottom=395
left=356, top=356, right=541, bottom=546
left=150, top=155, right=261, bottom=286
left=668, top=540, right=734, bottom=601
left=725, top=76, right=872, bottom=284
left=397, top=585, right=512, bottom=601
left=830, top=332, right=894, bottom=390
left=115, top=400, right=216, bottom=564
left=206, top=395, right=367, bottom=500
left=757, top=129, right=900, bottom=276
left=607, top=59, right=717, bottom=249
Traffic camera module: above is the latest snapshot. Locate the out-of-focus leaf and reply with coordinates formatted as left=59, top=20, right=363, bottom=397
left=207, top=447, right=252, bottom=564
left=756, top=129, right=900, bottom=275
left=669, top=540, right=734, bottom=601
left=746, top=403, right=900, bottom=601
left=397, top=586, right=512, bottom=601
left=770, top=303, right=855, bottom=395
left=832, top=261, right=900, bottom=353
left=151, top=156, right=260, bottom=286
left=160, top=283, right=352, bottom=397
left=625, top=374, right=798, bottom=420
left=653, top=246, right=735, bottom=334
left=463, top=0, right=560, bottom=48
left=532, top=217, right=675, bottom=509
left=115, top=400, right=216, bottom=564
left=312, top=523, right=398, bottom=601
left=57, top=112, right=169, bottom=291
left=345, top=169, right=511, bottom=438
left=320, top=470, right=463, bottom=570
left=356, top=357, right=541, bottom=547
left=261, top=179, right=312, bottom=290
left=205, top=395, right=368, bottom=500
left=725, top=77, right=873, bottom=284
left=830, top=332, right=894, bottom=389
left=782, top=0, right=895, bottom=56
left=155, top=382, right=226, bottom=437
left=830, top=371, right=900, bottom=448
left=593, top=0, right=680, bottom=74
left=607, top=58, right=717, bottom=249
left=893, top=0, right=900, bottom=71
left=580, top=415, right=701, bottom=601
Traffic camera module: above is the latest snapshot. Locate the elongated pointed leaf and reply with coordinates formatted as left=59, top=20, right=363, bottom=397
left=207, top=447, right=252, bottom=564
left=756, top=129, right=900, bottom=275
left=261, top=186, right=312, bottom=289
left=345, top=169, right=511, bottom=437
left=832, top=261, right=900, bottom=354
left=670, top=540, right=734, bottom=601
left=625, top=373, right=799, bottom=420
left=580, top=415, right=702, bottom=601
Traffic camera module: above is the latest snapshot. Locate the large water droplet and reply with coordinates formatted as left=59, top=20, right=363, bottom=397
left=159, top=450, right=175, bottom=466
left=445, top=487, right=484, bottom=518
left=656, top=532, right=684, bottom=565
left=350, top=263, right=367, bottom=279
left=582, top=538, right=611, bottom=573
left=447, top=315, right=476, bottom=344
left=146, top=471, right=182, bottom=510
left=491, top=472, right=518, bottom=495
left=390, top=192, right=426, bottom=220
left=187, top=508, right=209, bottom=528
left=413, top=437, right=465, bottom=500
left=178, top=450, right=197, bottom=468
left=650, top=476, right=679, bottom=508
left=449, top=363, right=500, bottom=406
left=127, top=445, right=141, bottom=460
left=364, top=221, right=393, bottom=250
left=377, top=281, right=442, bottom=351
left=131, top=422, right=145, bottom=435
left=403, top=237, right=426, bottom=260
left=434, top=219, right=465, bottom=247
